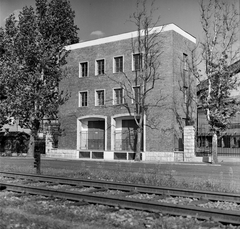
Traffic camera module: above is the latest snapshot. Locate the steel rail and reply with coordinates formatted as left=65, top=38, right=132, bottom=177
left=1, top=181, right=240, bottom=225
left=1, top=171, right=240, bottom=203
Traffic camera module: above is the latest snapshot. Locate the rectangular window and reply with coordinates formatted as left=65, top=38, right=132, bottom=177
left=80, top=62, right=88, bottom=77
left=114, top=88, right=124, bottom=105
left=132, top=53, right=142, bottom=71
left=96, top=59, right=105, bottom=75
left=183, top=53, right=188, bottom=71
left=133, top=86, right=140, bottom=104
left=96, top=90, right=105, bottom=106
left=79, top=91, right=88, bottom=107
left=114, top=56, right=123, bottom=73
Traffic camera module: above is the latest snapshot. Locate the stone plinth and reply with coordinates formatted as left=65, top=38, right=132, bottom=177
left=184, top=126, right=198, bottom=162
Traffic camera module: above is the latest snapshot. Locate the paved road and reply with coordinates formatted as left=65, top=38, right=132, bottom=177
left=0, top=157, right=239, bottom=190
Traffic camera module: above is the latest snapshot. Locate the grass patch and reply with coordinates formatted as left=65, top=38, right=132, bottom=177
left=1, top=161, right=239, bottom=193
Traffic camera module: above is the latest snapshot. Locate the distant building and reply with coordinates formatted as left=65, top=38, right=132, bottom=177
left=49, top=23, right=196, bottom=161
left=197, top=60, right=240, bottom=158
left=0, top=119, right=48, bottom=156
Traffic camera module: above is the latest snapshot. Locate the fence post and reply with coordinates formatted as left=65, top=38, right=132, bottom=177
left=211, top=133, right=218, bottom=164
left=45, top=132, right=53, bottom=156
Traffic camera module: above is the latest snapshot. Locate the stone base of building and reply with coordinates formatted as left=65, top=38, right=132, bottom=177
left=145, top=151, right=175, bottom=162
left=47, top=149, right=142, bottom=161
left=46, top=149, right=204, bottom=162
left=184, top=156, right=204, bottom=162
left=46, top=149, right=78, bottom=159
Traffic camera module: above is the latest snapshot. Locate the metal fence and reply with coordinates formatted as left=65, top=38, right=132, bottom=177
left=196, top=133, right=212, bottom=156
left=197, top=126, right=240, bottom=157
left=217, top=134, right=240, bottom=157
left=79, top=130, right=105, bottom=150
left=114, top=130, right=138, bottom=151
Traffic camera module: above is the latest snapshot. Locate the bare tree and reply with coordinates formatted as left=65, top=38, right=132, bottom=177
left=190, top=0, right=240, bottom=163
left=109, top=0, right=165, bottom=161
left=172, top=50, right=198, bottom=151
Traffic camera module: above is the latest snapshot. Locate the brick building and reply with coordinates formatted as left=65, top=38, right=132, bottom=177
left=49, top=23, right=196, bottom=161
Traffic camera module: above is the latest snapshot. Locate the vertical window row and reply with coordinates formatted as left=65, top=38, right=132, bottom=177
left=183, top=53, right=188, bottom=104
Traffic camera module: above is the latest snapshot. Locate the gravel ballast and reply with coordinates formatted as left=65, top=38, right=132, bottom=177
left=1, top=191, right=240, bottom=229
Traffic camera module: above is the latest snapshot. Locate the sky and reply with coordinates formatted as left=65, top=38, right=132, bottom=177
left=0, top=0, right=239, bottom=43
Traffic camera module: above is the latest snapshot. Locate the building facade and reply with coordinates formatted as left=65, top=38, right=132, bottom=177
left=49, top=24, right=196, bottom=161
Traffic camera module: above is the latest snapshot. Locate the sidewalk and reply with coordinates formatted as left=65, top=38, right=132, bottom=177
left=0, top=154, right=225, bottom=166
left=2, top=154, right=240, bottom=165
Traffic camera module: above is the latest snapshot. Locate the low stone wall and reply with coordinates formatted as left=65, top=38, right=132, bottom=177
left=217, top=156, right=240, bottom=163
left=174, top=151, right=184, bottom=162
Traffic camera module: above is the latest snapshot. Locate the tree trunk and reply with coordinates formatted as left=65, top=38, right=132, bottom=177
left=28, top=119, right=41, bottom=174
left=135, top=128, right=142, bottom=161
left=211, top=133, right=218, bottom=164
left=28, top=132, right=36, bottom=157
left=35, top=153, right=41, bottom=175
left=28, top=119, right=40, bottom=156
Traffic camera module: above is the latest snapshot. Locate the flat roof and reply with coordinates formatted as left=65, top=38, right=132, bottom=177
left=66, top=23, right=196, bottom=50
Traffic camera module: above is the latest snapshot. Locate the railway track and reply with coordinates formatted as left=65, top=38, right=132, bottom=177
left=0, top=171, right=240, bottom=225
